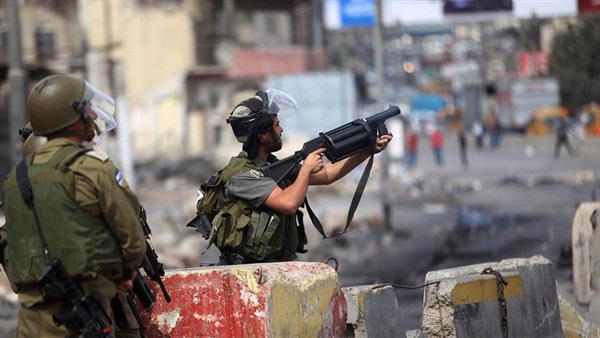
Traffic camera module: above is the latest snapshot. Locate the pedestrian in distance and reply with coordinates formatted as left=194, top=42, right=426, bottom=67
left=0, top=74, right=146, bottom=338
left=471, top=120, right=484, bottom=150
left=404, top=127, right=418, bottom=169
left=429, top=126, right=444, bottom=167
left=457, top=123, right=469, bottom=168
left=554, top=116, right=575, bottom=158
left=487, top=114, right=502, bottom=150
left=203, top=89, right=393, bottom=264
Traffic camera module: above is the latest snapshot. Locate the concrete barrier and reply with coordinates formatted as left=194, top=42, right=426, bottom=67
left=342, top=285, right=406, bottom=337
left=571, top=202, right=600, bottom=316
left=558, top=285, right=600, bottom=338
left=421, top=256, right=563, bottom=338
left=139, top=262, right=347, bottom=338
left=128, top=255, right=600, bottom=338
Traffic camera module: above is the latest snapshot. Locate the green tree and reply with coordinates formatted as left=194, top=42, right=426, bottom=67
left=549, top=17, right=600, bottom=112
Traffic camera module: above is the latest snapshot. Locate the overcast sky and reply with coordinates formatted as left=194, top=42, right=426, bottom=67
left=325, top=0, right=578, bottom=28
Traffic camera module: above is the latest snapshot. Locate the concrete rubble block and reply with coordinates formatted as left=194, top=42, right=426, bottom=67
left=571, top=202, right=600, bottom=306
left=342, top=285, right=406, bottom=337
left=139, top=262, right=347, bottom=338
left=558, top=288, right=600, bottom=338
left=421, top=271, right=525, bottom=337
left=422, top=256, right=563, bottom=338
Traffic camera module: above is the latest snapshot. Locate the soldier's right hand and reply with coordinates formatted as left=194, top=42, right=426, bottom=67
left=116, top=271, right=136, bottom=295
left=304, top=148, right=325, bottom=174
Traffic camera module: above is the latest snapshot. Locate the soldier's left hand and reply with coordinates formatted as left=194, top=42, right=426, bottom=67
left=374, top=133, right=393, bottom=154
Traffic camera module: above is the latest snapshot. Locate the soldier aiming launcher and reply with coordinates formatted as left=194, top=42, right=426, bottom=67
left=187, top=105, right=401, bottom=240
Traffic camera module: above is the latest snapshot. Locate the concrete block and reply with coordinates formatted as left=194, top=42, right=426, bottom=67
left=571, top=202, right=600, bottom=305
left=342, top=285, right=406, bottom=337
left=139, top=262, right=347, bottom=338
left=423, top=256, right=563, bottom=338
left=422, top=272, right=526, bottom=337
left=558, top=287, right=600, bottom=338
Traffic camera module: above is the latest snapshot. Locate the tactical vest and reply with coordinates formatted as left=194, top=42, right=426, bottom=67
left=208, top=156, right=307, bottom=262
left=1, top=145, right=124, bottom=291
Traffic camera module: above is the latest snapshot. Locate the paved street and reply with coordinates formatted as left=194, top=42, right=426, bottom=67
left=304, top=128, right=600, bottom=330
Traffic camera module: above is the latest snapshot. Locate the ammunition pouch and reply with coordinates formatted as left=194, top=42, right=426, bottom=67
left=210, top=206, right=306, bottom=262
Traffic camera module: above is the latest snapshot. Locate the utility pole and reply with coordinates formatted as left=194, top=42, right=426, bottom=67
left=5, top=0, right=27, bottom=166
left=103, top=1, right=136, bottom=189
left=373, top=0, right=392, bottom=233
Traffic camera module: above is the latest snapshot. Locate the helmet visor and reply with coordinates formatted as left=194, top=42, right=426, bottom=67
left=264, top=88, right=298, bottom=118
left=80, top=81, right=117, bottom=136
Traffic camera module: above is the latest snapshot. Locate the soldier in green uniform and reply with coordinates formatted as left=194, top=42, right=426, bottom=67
left=13, top=123, right=144, bottom=338
left=0, top=74, right=146, bottom=338
left=206, top=89, right=392, bottom=264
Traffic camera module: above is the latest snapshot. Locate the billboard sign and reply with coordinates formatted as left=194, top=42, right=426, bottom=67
left=578, top=0, right=600, bottom=13
left=518, top=51, right=548, bottom=78
left=340, top=0, right=374, bottom=28
left=444, top=0, right=513, bottom=14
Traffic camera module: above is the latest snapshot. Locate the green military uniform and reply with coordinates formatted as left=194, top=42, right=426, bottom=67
left=1, top=138, right=145, bottom=338
left=209, top=153, right=307, bottom=263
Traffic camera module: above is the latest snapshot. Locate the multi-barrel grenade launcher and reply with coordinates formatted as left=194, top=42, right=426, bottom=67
left=262, top=105, right=401, bottom=183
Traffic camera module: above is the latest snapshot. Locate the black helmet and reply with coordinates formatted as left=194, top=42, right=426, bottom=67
left=227, top=88, right=298, bottom=143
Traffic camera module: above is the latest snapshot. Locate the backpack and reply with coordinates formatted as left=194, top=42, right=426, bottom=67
left=186, top=170, right=225, bottom=239
left=197, top=171, right=225, bottom=219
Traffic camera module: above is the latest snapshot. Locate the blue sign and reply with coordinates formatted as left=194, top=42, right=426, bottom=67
left=340, top=0, right=374, bottom=28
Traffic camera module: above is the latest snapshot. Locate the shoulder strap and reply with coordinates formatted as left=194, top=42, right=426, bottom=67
left=16, top=160, right=33, bottom=206
left=305, top=153, right=375, bottom=238
left=47, top=146, right=90, bottom=172
left=221, top=156, right=256, bottom=181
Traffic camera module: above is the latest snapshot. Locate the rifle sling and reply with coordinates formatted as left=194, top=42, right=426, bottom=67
left=16, top=160, right=52, bottom=264
left=305, top=152, right=375, bottom=238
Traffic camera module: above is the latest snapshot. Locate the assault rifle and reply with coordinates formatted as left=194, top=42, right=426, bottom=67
left=38, top=258, right=112, bottom=338
left=125, top=275, right=151, bottom=338
left=262, top=105, right=400, bottom=183
left=138, top=205, right=171, bottom=303
left=124, top=205, right=172, bottom=337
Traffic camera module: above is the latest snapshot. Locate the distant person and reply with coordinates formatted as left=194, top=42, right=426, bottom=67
left=404, top=128, right=418, bottom=169
left=457, top=123, right=468, bottom=168
left=554, top=117, right=575, bottom=158
left=471, top=120, right=484, bottom=150
left=488, top=115, right=502, bottom=149
left=429, top=127, right=444, bottom=167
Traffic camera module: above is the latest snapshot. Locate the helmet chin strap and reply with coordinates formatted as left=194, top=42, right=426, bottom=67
left=50, top=117, right=96, bottom=141
left=82, top=116, right=99, bottom=141
left=244, top=127, right=282, bottom=159
left=259, top=128, right=282, bottom=153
